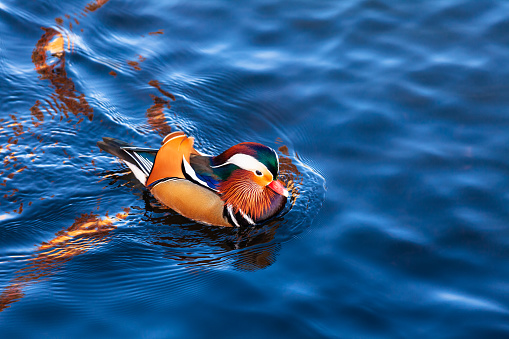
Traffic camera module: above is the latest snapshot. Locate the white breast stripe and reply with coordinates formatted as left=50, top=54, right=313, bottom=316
left=239, top=209, right=255, bottom=225
left=227, top=204, right=240, bottom=227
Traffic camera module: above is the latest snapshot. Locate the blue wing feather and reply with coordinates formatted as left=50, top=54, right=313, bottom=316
left=195, top=171, right=220, bottom=190
left=186, top=155, right=222, bottom=191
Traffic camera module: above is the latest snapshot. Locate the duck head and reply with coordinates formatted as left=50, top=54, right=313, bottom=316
left=212, top=142, right=288, bottom=224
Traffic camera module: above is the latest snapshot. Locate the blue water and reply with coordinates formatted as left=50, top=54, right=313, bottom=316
left=1, top=0, right=509, bottom=337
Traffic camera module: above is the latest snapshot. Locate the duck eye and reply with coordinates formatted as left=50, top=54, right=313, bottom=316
left=255, top=170, right=262, bottom=176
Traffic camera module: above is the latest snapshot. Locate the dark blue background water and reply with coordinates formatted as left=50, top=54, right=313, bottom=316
left=1, top=0, right=509, bottom=337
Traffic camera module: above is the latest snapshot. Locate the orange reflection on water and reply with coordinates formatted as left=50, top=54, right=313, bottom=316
left=44, top=33, right=65, bottom=57
left=127, top=55, right=146, bottom=71
left=30, top=0, right=114, bottom=124
left=85, top=0, right=110, bottom=13
left=144, top=81, right=176, bottom=137
left=32, top=28, right=93, bottom=123
left=127, top=60, right=142, bottom=71
left=0, top=209, right=129, bottom=312
left=0, top=114, right=41, bottom=214
left=148, top=30, right=164, bottom=36
left=4, top=0, right=109, bottom=214
left=277, top=144, right=303, bottom=206
left=0, top=1, right=123, bottom=312
left=149, top=80, right=176, bottom=101
left=0, top=285, right=24, bottom=313
left=145, top=94, right=173, bottom=137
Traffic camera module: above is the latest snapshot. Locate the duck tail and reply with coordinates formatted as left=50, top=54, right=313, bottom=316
left=97, top=137, right=132, bottom=162
left=97, top=137, right=157, bottom=186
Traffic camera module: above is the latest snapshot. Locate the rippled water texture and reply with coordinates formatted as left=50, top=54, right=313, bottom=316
left=2, top=0, right=509, bottom=337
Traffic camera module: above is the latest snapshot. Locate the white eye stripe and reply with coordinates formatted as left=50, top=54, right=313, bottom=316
left=211, top=153, right=270, bottom=175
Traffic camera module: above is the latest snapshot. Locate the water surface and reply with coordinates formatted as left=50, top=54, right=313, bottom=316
left=1, top=0, right=509, bottom=338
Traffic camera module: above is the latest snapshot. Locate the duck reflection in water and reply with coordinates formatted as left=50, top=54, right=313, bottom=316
left=106, top=165, right=298, bottom=272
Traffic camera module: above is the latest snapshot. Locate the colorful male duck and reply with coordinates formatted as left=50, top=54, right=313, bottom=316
left=97, top=132, right=288, bottom=227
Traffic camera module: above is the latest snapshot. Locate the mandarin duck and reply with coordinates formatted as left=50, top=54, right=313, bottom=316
left=97, top=131, right=288, bottom=227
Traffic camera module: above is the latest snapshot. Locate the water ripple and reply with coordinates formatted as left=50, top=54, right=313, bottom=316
left=3, top=0, right=509, bottom=337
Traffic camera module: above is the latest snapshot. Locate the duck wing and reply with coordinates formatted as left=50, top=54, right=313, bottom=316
left=184, top=154, right=221, bottom=192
